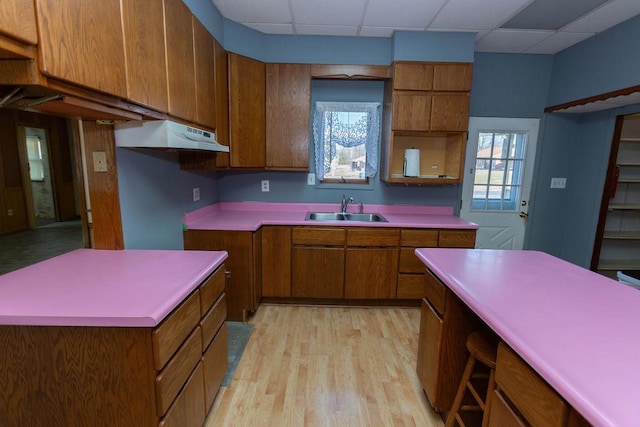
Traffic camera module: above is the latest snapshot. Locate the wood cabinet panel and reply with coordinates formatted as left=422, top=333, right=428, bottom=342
left=193, top=17, right=216, bottom=129
left=311, top=64, right=390, bottom=79
left=400, top=229, right=439, bottom=247
left=433, top=63, right=473, bottom=91
left=153, top=290, right=201, bottom=371
left=200, top=294, right=226, bottom=351
left=262, top=226, right=292, bottom=297
left=229, top=53, right=266, bottom=167
left=199, top=266, right=226, bottom=316
left=164, top=0, right=196, bottom=121
left=0, top=0, right=37, bottom=43
left=121, top=0, right=168, bottom=111
left=292, top=227, right=345, bottom=246
left=345, top=248, right=398, bottom=299
left=202, top=324, right=228, bottom=411
left=438, top=229, right=476, bottom=248
left=159, top=362, right=206, bottom=427
left=397, top=274, right=425, bottom=299
left=392, top=92, right=431, bottom=131
left=430, top=94, right=470, bottom=132
left=394, top=63, right=434, bottom=91
left=292, top=247, right=345, bottom=298
left=155, top=327, right=203, bottom=416
left=266, top=63, right=310, bottom=169
left=399, top=248, right=427, bottom=273
left=416, top=298, right=443, bottom=405
left=495, top=343, right=568, bottom=427
left=252, top=229, right=263, bottom=310
left=35, top=0, right=126, bottom=97
left=346, top=228, right=399, bottom=247
left=213, top=40, right=230, bottom=166
left=488, top=390, right=527, bottom=427
left=424, top=270, right=446, bottom=314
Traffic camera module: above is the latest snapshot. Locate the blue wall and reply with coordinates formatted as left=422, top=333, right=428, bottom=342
left=116, top=148, right=217, bottom=249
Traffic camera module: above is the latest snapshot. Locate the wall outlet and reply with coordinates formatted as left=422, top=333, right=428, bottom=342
left=261, top=180, right=269, bottom=192
left=92, top=151, right=108, bottom=172
left=550, top=177, right=567, bottom=189
left=192, top=187, right=200, bottom=201
left=307, top=173, right=315, bottom=185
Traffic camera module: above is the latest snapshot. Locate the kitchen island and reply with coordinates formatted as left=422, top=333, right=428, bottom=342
left=0, top=249, right=229, bottom=427
left=415, top=248, right=640, bottom=427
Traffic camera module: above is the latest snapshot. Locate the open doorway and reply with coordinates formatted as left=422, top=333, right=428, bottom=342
left=23, top=127, right=56, bottom=227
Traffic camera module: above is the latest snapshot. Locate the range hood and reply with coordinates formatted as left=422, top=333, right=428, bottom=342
left=114, top=120, right=229, bottom=153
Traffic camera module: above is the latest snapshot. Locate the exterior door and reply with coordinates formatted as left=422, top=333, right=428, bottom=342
left=460, top=117, right=539, bottom=249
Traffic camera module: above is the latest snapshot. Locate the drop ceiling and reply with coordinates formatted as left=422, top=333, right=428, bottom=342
left=211, top=0, right=640, bottom=54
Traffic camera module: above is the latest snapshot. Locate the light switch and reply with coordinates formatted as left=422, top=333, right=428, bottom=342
left=92, top=151, right=108, bottom=172
left=193, top=187, right=200, bottom=201
left=307, top=173, right=316, bottom=185
left=261, top=180, right=269, bottom=192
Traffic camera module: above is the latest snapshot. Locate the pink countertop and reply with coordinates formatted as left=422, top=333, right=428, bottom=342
left=183, top=202, right=478, bottom=231
left=415, top=248, right=640, bottom=427
left=0, top=249, right=227, bottom=327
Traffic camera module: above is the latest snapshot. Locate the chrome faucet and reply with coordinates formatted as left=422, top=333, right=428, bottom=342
left=341, top=195, right=354, bottom=213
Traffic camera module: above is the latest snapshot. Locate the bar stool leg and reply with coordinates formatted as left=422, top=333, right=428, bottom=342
left=481, top=367, right=496, bottom=427
left=445, top=353, right=476, bottom=427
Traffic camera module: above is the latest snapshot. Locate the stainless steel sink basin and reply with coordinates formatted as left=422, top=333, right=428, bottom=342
left=305, top=212, right=388, bottom=222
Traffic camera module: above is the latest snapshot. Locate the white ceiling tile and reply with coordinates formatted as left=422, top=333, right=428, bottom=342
left=561, top=0, right=640, bottom=33
left=213, top=0, right=291, bottom=23
left=244, top=23, right=294, bottom=35
left=291, top=0, right=366, bottom=26
left=524, top=31, right=594, bottom=54
left=475, top=29, right=552, bottom=53
left=359, top=27, right=399, bottom=37
left=431, top=0, right=533, bottom=30
left=296, top=25, right=358, bottom=36
left=363, top=0, right=447, bottom=28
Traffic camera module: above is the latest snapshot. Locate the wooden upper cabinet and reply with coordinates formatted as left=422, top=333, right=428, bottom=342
left=266, top=63, right=310, bottom=170
left=164, top=0, right=196, bottom=121
left=213, top=39, right=230, bottom=166
left=394, top=62, right=434, bottom=91
left=0, top=0, right=37, bottom=58
left=35, top=0, right=127, bottom=97
left=392, top=92, right=432, bottom=131
left=430, top=94, right=470, bottom=132
left=121, top=0, right=168, bottom=112
left=228, top=53, right=266, bottom=168
left=193, top=17, right=216, bottom=130
left=433, top=63, right=473, bottom=91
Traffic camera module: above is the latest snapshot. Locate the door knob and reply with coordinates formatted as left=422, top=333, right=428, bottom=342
left=519, top=211, right=528, bottom=218
left=521, top=200, right=528, bottom=206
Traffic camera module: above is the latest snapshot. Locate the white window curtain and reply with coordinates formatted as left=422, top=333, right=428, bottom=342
left=312, top=101, right=381, bottom=179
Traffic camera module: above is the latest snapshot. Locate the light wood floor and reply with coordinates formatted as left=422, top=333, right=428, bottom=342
left=205, top=304, right=444, bottom=426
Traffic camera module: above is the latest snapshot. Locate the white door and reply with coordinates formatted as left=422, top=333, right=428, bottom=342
left=461, top=117, right=539, bottom=249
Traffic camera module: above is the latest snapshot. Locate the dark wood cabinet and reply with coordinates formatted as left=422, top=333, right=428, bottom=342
left=193, top=17, right=217, bottom=130
left=292, top=247, right=345, bottom=298
left=345, top=248, right=398, bottom=299
left=262, top=226, right=292, bottom=297
left=121, top=0, right=168, bottom=112
left=0, top=0, right=38, bottom=58
left=266, top=63, right=311, bottom=170
left=416, top=297, right=444, bottom=405
left=228, top=53, right=266, bottom=168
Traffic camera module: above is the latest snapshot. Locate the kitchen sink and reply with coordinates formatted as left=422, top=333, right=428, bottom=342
left=305, top=212, right=388, bottom=222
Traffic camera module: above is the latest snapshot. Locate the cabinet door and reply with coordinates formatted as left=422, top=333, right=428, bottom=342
left=213, top=39, right=230, bottom=166
left=392, top=92, right=431, bottom=131
left=416, top=298, right=443, bottom=405
left=0, top=0, right=37, bottom=57
left=193, top=17, right=216, bottom=129
left=433, top=63, right=473, bottom=91
left=229, top=53, right=266, bottom=167
left=266, top=63, right=310, bottom=169
left=252, top=229, right=262, bottom=310
left=35, top=0, right=126, bottom=97
left=122, top=0, right=168, bottom=111
left=164, top=0, right=196, bottom=121
left=344, top=248, right=398, bottom=299
left=394, top=63, right=434, bottom=91
left=488, top=391, right=527, bottom=427
left=430, top=94, right=470, bottom=132
left=262, top=226, right=292, bottom=297
left=292, top=247, right=344, bottom=298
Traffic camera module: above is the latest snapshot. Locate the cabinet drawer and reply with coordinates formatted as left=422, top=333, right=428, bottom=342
left=399, top=248, right=426, bottom=273
left=400, top=229, right=438, bottom=247
left=495, top=343, right=568, bottom=427
left=347, top=228, right=399, bottom=247
left=397, top=274, right=424, bottom=299
left=292, top=227, right=345, bottom=246
left=159, top=361, right=206, bottom=427
left=424, top=270, right=446, bottom=315
left=199, top=266, right=226, bottom=316
left=153, top=290, right=201, bottom=370
left=438, top=230, right=476, bottom=248
left=203, top=323, right=228, bottom=411
left=488, top=390, right=527, bottom=427
left=156, top=326, right=203, bottom=417
left=200, top=293, right=226, bottom=351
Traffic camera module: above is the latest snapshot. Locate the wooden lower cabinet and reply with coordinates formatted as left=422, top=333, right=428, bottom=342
left=0, top=265, right=228, bottom=427
left=416, top=297, right=443, bottom=404
left=345, top=248, right=398, bottom=299
left=262, top=226, right=292, bottom=297
left=292, top=247, right=345, bottom=298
